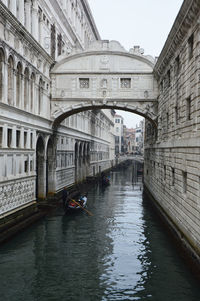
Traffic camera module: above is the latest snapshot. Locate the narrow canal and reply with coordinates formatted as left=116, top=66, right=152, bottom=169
left=0, top=165, right=199, bottom=301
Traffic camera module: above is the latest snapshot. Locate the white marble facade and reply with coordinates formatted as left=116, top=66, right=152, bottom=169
left=0, top=0, right=114, bottom=215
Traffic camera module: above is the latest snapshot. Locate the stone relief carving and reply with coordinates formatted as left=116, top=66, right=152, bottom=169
left=101, top=79, right=107, bottom=89
left=14, top=36, right=19, bottom=49
left=0, top=179, right=35, bottom=215
left=60, top=90, right=65, bottom=97
left=144, top=90, right=149, bottom=98
left=100, top=55, right=109, bottom=69
left=4, top=28, right=10, bottom=41
left=37, top=59, right=42, bottom=68
left=23, top=45, right=29, bottom=57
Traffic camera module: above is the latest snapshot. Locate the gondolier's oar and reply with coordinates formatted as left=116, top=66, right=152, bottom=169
left=70, top=199, right=93, bottom=216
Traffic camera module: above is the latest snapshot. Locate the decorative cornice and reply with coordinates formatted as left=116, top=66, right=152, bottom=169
left=0, top=2, right=54, bottom=65
left=154, top=0, right=200, bottom=79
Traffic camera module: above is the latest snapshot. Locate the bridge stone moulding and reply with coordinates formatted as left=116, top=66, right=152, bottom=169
left=50, top=40, right=159, bottom=128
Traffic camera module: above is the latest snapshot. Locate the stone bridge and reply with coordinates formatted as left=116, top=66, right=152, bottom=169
left=50, top=40, right=158, bottom=128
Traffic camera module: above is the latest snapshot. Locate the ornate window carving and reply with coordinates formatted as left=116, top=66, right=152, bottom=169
left=120, top=78, right=131, bottom=88
left=79, top=78, right=89, bottom=89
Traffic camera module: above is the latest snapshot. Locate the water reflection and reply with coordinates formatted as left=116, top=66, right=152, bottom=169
left=0, top=165, right=199, bottom=301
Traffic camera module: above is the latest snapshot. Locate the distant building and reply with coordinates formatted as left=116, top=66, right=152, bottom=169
left=114, top=114, right=124, bottom=154
left=124, top=127, right=136, bottom=154
left=135, top=120, right=144, bottom=154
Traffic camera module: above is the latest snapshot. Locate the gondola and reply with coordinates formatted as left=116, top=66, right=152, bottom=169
left=101, top=176, right=110, bottom=186
left=65, top=194, right=87, bottom=213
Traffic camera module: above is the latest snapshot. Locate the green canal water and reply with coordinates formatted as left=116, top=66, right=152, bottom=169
left=0, top=166, right=199, bottom=300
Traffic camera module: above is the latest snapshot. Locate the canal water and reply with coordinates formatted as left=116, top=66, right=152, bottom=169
left=0, top=166, right=199, bottom=301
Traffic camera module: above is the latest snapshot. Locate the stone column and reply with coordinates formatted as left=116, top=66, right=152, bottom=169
left=21, top=74, right=24, bottom=110
left=4, top=62, right=8, bottom=104
left=20, top=127, right=24, bottom=149
left=12, top=126, right=16, bottom=148
left=32, top=1, right=39, bottom=40
left=35, top=82, right=38, bottom=115
left=38, top=154, right=47, bottom=199
left=2, top=124, right=8, bottom=148
left=18, top=0, right=25, bottom=26
left=4, top=154, right=7, bottom=177
left=27, top=129, right=31, bottom=149
left=13, top=154, right=16, bottom=176
left=38, top=8, right=43, bottom=46
left=47, top=149, right=57, bottom=194
left=13, top=69, right=17, bottom=107
left=25, top=0, right=31, bottom=32
left=27, top=77, right=31, bottom=112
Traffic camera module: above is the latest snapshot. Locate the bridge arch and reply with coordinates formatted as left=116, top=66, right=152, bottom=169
left=50, top=40, right=158, bottom=129
left=52, top=103, right=158, bottom=129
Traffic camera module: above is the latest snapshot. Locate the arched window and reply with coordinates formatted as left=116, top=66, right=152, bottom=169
left=24, top=67, right=29, bottom=110
left=8, top=56, right=14, bottom=106
left=0, top=49, right=5, bottom=101
left=38, top=77, right=43, bottom=114
left=16, top=62, right=22, bottom=107
left=30, top=73, right=35, bottom=112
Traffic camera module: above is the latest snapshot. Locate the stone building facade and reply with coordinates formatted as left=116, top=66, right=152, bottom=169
left=0, top=0, right=114, bottom=220
left=114, top=114, right=124, bottom=154
left=144, top=0, right=200, bottom=264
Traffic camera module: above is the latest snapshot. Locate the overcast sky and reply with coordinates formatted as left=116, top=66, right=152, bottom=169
left=87, top=0, right=184, bottom=128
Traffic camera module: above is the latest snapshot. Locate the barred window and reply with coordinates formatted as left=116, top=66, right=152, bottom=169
left=79, top=78, right=89, bottom=89
left=182, top=171, right=187, bottom=193
left=120, top=78, right=131, bottom=88
left=186, top=96, right=191, bottom=120
left=188, top=34, right=194, bottom=60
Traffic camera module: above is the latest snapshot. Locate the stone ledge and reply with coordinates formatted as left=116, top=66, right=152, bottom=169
left=0, top=202, right=45, bottom=244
